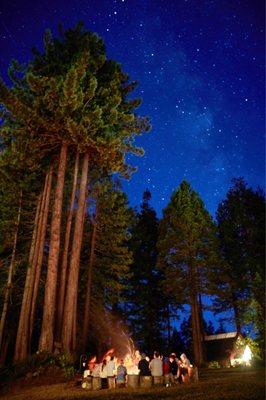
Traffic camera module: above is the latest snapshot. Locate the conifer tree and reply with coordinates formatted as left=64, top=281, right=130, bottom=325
left=80, top=178, right=133, bottom=352
left=125, top=190, right=166, bottom=354
left=157, top=181, right=218, bottom=365
left=0, top=117, right=47, bottom=362
left=213, top=178, right=265, bottom=352
left=1, top=23, right=150, bottom=357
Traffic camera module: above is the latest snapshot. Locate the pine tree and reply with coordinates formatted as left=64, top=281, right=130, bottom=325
left=80, top=178, right=133, bottom=353
left=157, top=181, right=218, bottom=365
left=125, top=190, right=166, bottom=354
left=213, top=178, right=265, bottom=352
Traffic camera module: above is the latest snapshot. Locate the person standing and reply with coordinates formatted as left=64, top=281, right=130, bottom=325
left=106, top=355, right=116, bottom=389
left=99, top=359, right=108, bottom=388
left=149, top=351, right=163, bottom=384
left=138, top=353, right=151, bottom=376
left=180, top=353, right=191, bottom=383
left=116, top=359, right=127, bottom=388
left=162, top=356, right=170, bottom=387
left=169, top=354, right=178, bottom=385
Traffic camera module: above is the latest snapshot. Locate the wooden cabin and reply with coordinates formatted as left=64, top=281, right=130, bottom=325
left=204, top=332, right=245, bottom=367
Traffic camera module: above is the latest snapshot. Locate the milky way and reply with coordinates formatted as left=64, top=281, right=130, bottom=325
left=0, top=0, right=264, bottom=216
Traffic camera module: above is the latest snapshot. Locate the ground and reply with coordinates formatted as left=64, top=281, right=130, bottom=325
left=0, top=368, right=264, bottom=400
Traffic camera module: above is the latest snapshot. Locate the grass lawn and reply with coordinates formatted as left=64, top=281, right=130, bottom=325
left=0, top=368, right=264, bottom=400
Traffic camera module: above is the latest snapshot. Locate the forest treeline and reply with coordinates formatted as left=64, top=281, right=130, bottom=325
left=0, top=24, right=264, bottom=368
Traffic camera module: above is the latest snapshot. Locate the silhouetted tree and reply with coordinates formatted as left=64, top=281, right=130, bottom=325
left=212, top=178, right=265, bottom=353
left=158, top=181, right=219, bottom=365
left=125, top=190, right=166, bottom=354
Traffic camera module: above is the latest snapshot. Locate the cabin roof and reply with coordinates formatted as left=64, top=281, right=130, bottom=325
left=204, top=332, right=238, bottom=341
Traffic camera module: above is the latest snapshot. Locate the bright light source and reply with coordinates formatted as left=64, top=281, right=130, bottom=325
left=241, top=345, right=252, bottom=365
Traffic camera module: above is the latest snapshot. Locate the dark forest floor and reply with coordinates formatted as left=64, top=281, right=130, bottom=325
left=0, top=368, right=264, bottom=400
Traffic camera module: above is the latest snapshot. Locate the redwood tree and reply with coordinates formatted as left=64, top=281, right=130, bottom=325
left=0, top=23, right=150, bottom=358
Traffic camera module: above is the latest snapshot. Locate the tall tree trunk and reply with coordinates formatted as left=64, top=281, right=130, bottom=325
left=14, top=167, right=52, bottom=362
left=72, top=295, right=77, bottom=352
left=195, top=295, right=203, bottom=363
left=56, top=152, right=79, bottom=341
left=29, top=166, right=53, bottom=343
left=189, top=261, right=203, bottom=366
left=190, top=294, right=203, bottom=366
left=81, top=206, right=98, bottom=352
left=198, top=292, right=206, bottom=361
left=190, top=296, right=199, bottom=364
left=0, top=189, right=22, bottom=353
left=166, top=304, right=171, bottom=351
left=39, top=143, right=68, bottom=352
left=73, top=197, right=87, bottom=352
left=61, top=153, right=89, bottom=352
left=14, top=177, right=46, bottom=362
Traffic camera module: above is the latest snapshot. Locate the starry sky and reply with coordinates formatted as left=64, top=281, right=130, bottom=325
left=0, top=0, right=264, bottom=217
left=0, top=0, right=264, bottom=332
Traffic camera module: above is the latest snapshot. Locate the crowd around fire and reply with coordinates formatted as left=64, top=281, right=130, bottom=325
left=80, top=349, right=195, bottom=390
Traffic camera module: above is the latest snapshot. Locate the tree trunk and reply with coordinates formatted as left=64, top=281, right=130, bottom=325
left=14, top=167, right=52, bottom=362
left=61, top=153, right=89, bottom=352
left=29, top=166, right=53, bottom=343
left=189, top=260, right=203, bottom=366
left=190, top=297, right=199, bottom=364
left=39, top=143, right=68, bottom=352
left=81, top=206, right=98, bottom=352
left=166, top=304, right=171, bottom=350
left=198, top=292, right=206, bottom=361
left=190, top=294, right=203, bottom=366
left=0, top=189, right=22, bottom=353
left=56, top=152, right=79, bottom=340
left=72, top=294, right=77, bottom=352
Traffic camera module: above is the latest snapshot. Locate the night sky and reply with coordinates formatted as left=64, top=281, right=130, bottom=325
left=0, top=0, right=264, bottom=330
left=0, top=0, right=264, bottom=216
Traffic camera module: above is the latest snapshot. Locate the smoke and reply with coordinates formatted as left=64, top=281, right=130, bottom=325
left=89, top=300, right=136, bottom=359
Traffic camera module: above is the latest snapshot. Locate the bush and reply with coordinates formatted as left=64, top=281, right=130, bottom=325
left=56, top=352, right=75, bottom=378
left=0, top=351, right=76, bottom=383
left=208, top=360, right=221, bottom=369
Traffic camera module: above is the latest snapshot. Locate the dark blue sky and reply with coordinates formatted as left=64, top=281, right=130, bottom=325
left=1, top=0, right=264, bottom=333
left=1, top=0, right=264, bottom=218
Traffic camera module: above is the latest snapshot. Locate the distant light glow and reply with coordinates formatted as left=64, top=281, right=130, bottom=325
left=241, top=345, right=252, bottom=364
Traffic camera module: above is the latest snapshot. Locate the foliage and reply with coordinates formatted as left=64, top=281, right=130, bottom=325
left=86, top=179, right=133, bottom=306
left=1, top=23, right=151, bottom=177
left=157, top=181, right=219, bottom=364
left=212, top=178, right=265, bottom=350
left=0, top=351, right=76, bottom=382
left=208, top=360, right=221, bottom=368
left=124, top=190, right=168, bottom=354
left=0, top=22, right=150, bottom=360
left=57, top=353, right=76, bottom=378
left=157, top=180, right=218, bottom=302
left=243, top=337, right=261, bottom=361
left=78, top=177, right=134, bottom=352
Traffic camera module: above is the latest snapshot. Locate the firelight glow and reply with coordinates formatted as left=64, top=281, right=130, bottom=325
left=241, top=345, right=252, bottom=365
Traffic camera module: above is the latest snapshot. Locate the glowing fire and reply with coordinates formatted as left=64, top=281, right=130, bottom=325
left=120, top=334, right=141, bottom=375
left=86, top=333, right=142, bottom=376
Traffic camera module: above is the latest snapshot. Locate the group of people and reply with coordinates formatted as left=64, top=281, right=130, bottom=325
left=139, top=351, right=192, bottom=386
left=82, top=355, right=127, bottom=388
left=81, top=350, right=192, bottom=389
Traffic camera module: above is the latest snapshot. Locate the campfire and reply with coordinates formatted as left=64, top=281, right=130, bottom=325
left=87, top=334, right=142, bottom=376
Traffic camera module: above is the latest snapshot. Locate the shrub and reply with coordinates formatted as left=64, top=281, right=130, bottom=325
left=208, top=360, right=221, bottom=369
left=0, top=351, right=76, bottom=383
